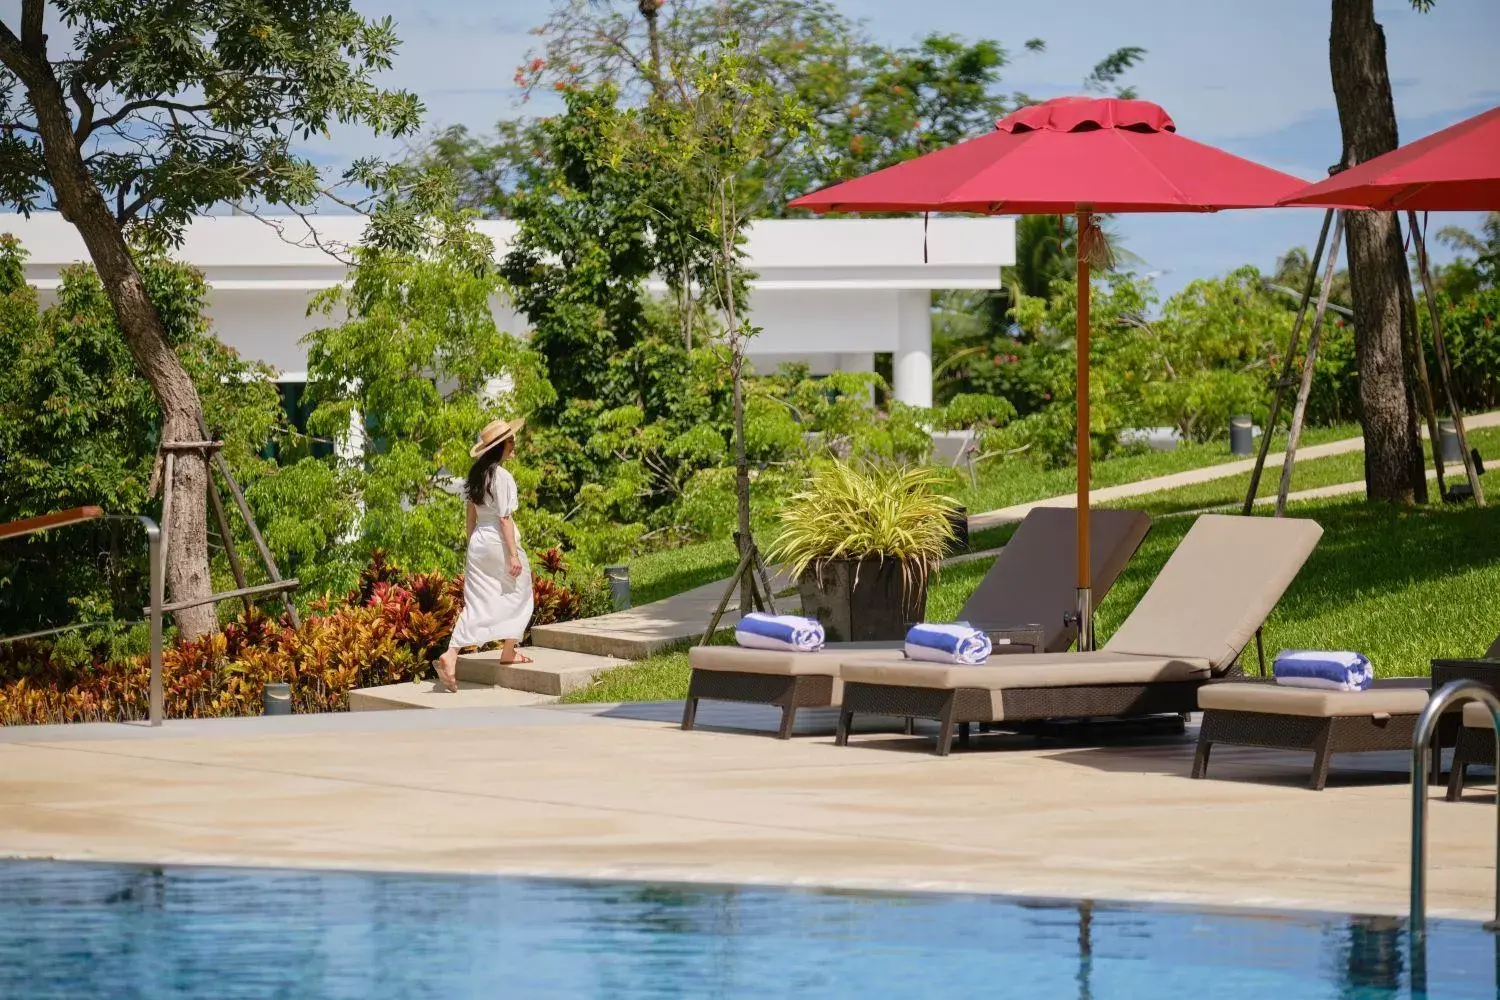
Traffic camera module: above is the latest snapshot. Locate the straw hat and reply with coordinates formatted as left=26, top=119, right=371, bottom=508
left=469, top=417, right=525, bottom=459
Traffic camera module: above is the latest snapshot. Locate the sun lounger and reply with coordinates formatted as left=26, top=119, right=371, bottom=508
left=1194, top=678, right=1435, bottom=790
left=1447, top=701, right=1499, bottom=801
left=681, top=508, right=1152, bottom=739
left=834, top=514, right=1324, bottom=755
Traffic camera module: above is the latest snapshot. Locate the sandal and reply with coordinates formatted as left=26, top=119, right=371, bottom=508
left=498, top=652, right=534, bottom=665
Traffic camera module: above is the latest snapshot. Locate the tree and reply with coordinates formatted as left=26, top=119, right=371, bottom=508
left=436, top=2, right=1144, bottom=220
left=616, top=34, right=814, bottom=605
left=0, top=2, right=421, bottom=636
left=0, top=237, right=282, bottom=635
left=1328, top=0, right=1426, bottom=503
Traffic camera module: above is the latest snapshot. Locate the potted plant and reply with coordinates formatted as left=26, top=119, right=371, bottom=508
left=769, top=461, right=960, bottom=642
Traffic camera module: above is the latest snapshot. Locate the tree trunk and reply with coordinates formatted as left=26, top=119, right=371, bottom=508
left=12, top=50, right=217, bottom=637
left=639, top=0, right=665, bottom=97
left=1329, top=0, right=1422, bottom=504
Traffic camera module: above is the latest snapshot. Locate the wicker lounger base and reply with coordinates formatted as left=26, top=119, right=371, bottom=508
left=1193, top=708, right=1420, bottom=791
left=1447, top=724, right=1497, bottom=801
left=835, top=678, right=1211, bottom=757
left=681, top=670, right=838, bottom=740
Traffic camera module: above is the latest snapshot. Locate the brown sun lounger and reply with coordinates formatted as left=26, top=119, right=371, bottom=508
left=681, top=507, right=1152, bottom=738
left=834, top=514, right=1324, bottom=755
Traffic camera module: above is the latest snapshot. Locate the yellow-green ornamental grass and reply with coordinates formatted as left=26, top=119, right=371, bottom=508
left=768, top=461, right=960, bottom=587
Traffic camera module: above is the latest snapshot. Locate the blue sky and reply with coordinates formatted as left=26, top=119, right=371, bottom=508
left=349, top=0, right=1499, bottom=301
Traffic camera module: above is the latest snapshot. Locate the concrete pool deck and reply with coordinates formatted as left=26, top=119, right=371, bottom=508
left=0, top=702, right=1493, bottom=921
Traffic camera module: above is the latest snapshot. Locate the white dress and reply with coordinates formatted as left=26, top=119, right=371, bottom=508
left=448, top=466, right=534, bottom=648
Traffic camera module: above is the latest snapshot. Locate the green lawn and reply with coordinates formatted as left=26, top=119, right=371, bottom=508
left=567, top=491, right=1500, bottom=703
left=626, top=421, right=1373, bottom=606
left=1116, top=425, right=1500, bottom=518
left=954, top=421, right=1361, bottom=516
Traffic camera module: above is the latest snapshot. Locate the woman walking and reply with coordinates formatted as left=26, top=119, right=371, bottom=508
left=436, top=418, right=534, bottom=692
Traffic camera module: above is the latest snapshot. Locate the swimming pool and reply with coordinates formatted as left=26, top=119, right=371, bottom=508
left=0, top=860, right=1493, bottom=998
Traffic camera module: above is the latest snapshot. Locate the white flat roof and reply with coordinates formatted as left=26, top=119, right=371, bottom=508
left=2, top=213, right=1014, bottom=292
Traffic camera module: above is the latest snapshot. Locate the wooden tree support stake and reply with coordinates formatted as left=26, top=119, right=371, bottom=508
left=1275, top=212, right=1347, bottom=517
left=1244, top=209, right=1335, bottom=514
left=699, top=532, right=778, bottom=645
left=1409, top=212, right=1485, bottom=507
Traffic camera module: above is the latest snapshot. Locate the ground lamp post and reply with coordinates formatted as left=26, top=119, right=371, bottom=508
left=1280, top=103, right=1500, bottom=507
left=792, top=96, right=1309, bottom=647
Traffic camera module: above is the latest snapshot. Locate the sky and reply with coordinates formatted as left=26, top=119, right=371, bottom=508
left=341, top=0, right=1500, bottom=302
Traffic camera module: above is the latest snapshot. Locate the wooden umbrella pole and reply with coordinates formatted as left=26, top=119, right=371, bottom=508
left=1075, top=208, right=1094, bottom=651
left=1408, top=211, right=1485, bottom=507
left=1276, top=212, right=1345, bottom=516
left=1244, top=208, right=1334, bottom=514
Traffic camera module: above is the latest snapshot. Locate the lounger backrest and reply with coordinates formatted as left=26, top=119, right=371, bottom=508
left=960, top=507, right=1152, bottom=652
left=1103, top=514, right=1323, bottom=670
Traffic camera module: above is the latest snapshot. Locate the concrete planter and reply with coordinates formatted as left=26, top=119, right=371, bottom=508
left=798, top=557, right=929, bottom=643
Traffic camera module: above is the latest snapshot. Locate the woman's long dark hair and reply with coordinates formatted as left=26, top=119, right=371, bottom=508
left=465, top=439, right=511, bottom=503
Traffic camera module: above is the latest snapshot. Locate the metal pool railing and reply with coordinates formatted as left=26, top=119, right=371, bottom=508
left=1410, top=679, right=1500, bottom=932
left=0, top=507, right=165, bottom=726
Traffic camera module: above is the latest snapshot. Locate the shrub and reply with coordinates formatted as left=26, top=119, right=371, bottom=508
left=0, top=551, right=605, bottom=726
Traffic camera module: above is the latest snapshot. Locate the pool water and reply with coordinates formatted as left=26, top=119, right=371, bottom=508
left=0, top=860, right=1494, bottom=999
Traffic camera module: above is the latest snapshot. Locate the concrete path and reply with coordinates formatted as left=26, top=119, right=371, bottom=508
left=969, top=408, right=1500, bottom=530
left=0, top=704, right=1491, bottom=920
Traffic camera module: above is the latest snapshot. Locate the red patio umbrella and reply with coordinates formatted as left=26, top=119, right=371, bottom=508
left=1278, top=104, right=1500, bottom=211
left=791, top=96, right=1309, bottom=648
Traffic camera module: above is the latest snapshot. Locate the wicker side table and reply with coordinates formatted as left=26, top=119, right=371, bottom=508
left=970, top=622, right=1046, bottom=656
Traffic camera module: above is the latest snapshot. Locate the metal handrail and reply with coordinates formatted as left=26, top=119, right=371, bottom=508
left=0, top=511, right=164, bottom=727
left=1410, top=679, right=1500, bottom=932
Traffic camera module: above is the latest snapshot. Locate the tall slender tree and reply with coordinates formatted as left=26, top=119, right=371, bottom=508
left=0, top=2, right=420, bottom=636
left=1328, top=0, right=1427, bottom=503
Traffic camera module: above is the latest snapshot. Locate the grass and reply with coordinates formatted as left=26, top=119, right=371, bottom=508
left=567, top=488, right=1500, bottom=704
left=953, top=421, right=1361, bottom=515
left=626, top=421, right=1374, bottom=607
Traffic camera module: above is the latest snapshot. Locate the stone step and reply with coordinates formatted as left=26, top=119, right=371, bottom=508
left=531, top=570, right=799, bottom=660
left=454, top=645, right=623, bottom=697
left=349, top=680, right=558, bottom=712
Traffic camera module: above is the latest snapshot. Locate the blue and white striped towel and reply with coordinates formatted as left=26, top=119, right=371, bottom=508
left=904, top=622, right=992, bottom=665
left=735, top=613, right=825, bottom=652
left=1273, top=650, right=1374, bottom=692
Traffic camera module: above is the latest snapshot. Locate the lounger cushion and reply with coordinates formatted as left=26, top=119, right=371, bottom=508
left=690, top=645, right=856, bottom=677
left=960, top=507, right=1151, bottom=653
left=1198, top=683, right=1429, bottom=718
left=1103, top=514, right=1324, bottom=671
left=838, top=650, right=1211, bottom=691
left=1463, top=701, right=1500, bottom=729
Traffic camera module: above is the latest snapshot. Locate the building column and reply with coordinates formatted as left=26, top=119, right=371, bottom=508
left=892, top=290, right=933, bottom=409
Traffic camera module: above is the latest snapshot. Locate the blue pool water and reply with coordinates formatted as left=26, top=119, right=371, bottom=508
left=0, top=861, right=1495, bottom=999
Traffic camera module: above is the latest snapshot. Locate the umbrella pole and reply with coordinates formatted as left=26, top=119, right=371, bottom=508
left=1076, top=208, right=1094, bottom=651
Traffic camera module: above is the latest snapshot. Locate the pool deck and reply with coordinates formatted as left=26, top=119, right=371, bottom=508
left=0, top=703, right=1493, bottom=921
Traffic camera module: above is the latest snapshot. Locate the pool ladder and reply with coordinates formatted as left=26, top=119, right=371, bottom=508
left=1410, top=680, right=1500, bottom=932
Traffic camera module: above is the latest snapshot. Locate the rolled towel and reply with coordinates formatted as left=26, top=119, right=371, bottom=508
left=1273, top=650, right=1374, bottom=692
left=735, top=612, right=825, bottom=652
left=905, top=622, right=992, bottom=665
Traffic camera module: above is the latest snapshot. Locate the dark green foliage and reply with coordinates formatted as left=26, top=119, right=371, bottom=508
left=0, top=237, right=282, bottom=634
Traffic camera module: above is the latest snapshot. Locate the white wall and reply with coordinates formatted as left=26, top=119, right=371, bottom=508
left=4, top=213, right=1013, bottom=395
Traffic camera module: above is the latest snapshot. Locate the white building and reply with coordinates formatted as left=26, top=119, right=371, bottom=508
left=3, top=213, right=1014, bottom=409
